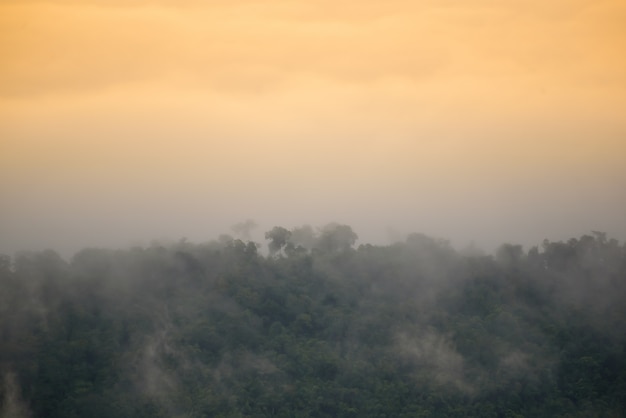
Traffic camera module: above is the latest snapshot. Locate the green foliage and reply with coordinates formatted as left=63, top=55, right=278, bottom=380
left=1, top=231, right=625, bottom=417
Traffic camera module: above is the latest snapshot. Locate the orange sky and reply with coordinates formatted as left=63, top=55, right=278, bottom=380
left=1, top=0, right=625, bottom=255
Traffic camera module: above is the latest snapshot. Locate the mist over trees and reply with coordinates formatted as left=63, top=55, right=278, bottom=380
left=1, top=225, right=625, bottom=417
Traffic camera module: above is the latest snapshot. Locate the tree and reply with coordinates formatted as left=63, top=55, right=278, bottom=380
left=289, top=225, right=317, bottom=251
left=265, top=226, right=292, bottom=256
left=315, top=223, right=358, bottom=253
left=496, top=243, right=524, bottom=267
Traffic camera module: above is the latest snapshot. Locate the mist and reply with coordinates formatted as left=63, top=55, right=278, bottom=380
left=2, top=0, right=626, bottom=416
left=1, top=226, right=625, bottom=416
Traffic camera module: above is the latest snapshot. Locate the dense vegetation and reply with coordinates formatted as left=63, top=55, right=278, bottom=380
left=1, top=225, right=625, bottom=417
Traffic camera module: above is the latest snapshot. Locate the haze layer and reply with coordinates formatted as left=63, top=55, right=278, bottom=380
left=1, top=0, right=625, bottom=254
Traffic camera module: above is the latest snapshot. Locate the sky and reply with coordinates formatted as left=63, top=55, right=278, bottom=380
left=1, top=0, right=625, bottom=256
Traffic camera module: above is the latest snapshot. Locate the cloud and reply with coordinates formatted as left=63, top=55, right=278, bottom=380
left=0, top=2, right=451, bottom=97
left=0, top=0, right=625, bottom=255
left=2, top=0, right=624, bottom=98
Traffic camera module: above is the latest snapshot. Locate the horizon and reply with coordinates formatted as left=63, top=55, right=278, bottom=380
left=2, top=222, right=621, bottom=262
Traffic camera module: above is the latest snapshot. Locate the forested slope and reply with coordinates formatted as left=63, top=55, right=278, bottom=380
left=1, top=226, right=625, bottom=417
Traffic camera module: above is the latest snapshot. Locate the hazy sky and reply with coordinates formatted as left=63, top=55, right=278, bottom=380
left=1, top=0, right=625, bottom=256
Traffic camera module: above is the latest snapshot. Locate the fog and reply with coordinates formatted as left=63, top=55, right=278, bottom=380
left=2, top=225, right=624, bottom=416
left=2, top=207, right=624, bottom=260
left=2, top=2, right=626, bottom=416
left=1, top=0, right=626, bottom=258
left=2, top=161, right=625, bottom=258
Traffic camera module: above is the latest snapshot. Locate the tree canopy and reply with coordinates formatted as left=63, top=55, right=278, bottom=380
left=1, top=227, right=625, bottom=417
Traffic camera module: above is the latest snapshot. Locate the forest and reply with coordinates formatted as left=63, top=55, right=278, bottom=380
left=1, top=224, right=625, bottom=417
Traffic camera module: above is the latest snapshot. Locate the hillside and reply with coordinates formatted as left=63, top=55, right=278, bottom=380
left=1, top=226, right=625, bottom=417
